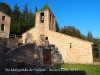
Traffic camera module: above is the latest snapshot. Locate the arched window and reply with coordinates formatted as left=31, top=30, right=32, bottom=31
left=40, top=12, right=44, bottom=23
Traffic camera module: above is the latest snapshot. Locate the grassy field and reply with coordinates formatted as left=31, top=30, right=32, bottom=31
left=44, top=63, right=100, bottom=75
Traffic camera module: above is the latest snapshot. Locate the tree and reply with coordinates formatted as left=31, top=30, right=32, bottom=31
left=22, top=3, right=29, bottom=21
left=93, top=37, right=100, bottom=58
left=28, top=10, right=35, bottom=28
left=34, top=6, right=38, bottom=27
left=56, top=21, right=59, bottom=32
left=10, top=4, right=21, bottom=34
left=87, top=31, right=93, bottom=42
left=35, top=6, right=38, bottom=13
left=21, top=3, right=35, bottom=33
left=0, top=2, right=11, bottom=16
left=60, top=26, right=82, bottom=39
left=21, top=3, right=30, bottom=32
left=81, top=34, right=87, bottom=40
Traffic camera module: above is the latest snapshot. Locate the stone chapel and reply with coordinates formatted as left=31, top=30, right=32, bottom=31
left=22, top=4, right=93, bottom=64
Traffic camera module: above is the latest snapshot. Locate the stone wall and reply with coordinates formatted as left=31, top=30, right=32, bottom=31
left=35, top=10, right=56, bottom=31
left=0, top=38, right=18, bottom=52
left=45, top=30, right=93, bottom=64
left=6, top=43, right=36, bottom=63
left=22, top=27, right=42, bottom=44
left=22, top=27, right=93, bottom=64
left=0, top=11, right=11, bottom=38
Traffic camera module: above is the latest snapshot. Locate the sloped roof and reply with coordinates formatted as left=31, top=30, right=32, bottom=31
left=40, top=4, right=52, bottom=12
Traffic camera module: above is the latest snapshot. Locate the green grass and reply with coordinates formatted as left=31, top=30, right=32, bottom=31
left=44, top=63, right=100, bottom=75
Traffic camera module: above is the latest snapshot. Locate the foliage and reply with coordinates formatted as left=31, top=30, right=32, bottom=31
left=0, top=2, right=11, bottom=16
left=10, top=4, right=21, bottom=34
left=7, top=3, right=35, bottom=34
left=56, top=21, right=60, bottom=32
left=21, top=3, right=35, bottom=33
left=35, top=6, right=38, bottom=13
left=86, top=31, right=100, bottom=58
left=92, top=37, right=100, bottom=58
left=81, top=34, right=87, bottom=40
left=34, top=6, right=38, bottom=26
left=60, top=26, right=82, bottom=39
left=87, top=31, right=93, bottom=42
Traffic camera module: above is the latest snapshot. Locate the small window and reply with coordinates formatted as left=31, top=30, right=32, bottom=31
left=45, top=37, right=48, bottom=40
left=2, top=15, right=5, bottom=21
left=1, top=24, right=5, bottom=31
left=70, top=43, right=72, bottom=48
left=40, top=12, right=44, bottom=23
left=49, top=24, right=51, bottom=30
left=70, top=45, right=72, bottom=48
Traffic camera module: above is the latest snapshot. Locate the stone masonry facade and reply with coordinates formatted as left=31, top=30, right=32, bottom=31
left=22, top=5, right=93, bottom=64
left=0, top=11, right=11, bottom=38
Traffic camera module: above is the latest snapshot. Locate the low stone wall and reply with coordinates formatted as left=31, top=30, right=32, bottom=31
left=0, top=38, right=19, bottom=53
left=6, top=43, right=40, bottom=67
left=0, top=32, right=9, bottom=38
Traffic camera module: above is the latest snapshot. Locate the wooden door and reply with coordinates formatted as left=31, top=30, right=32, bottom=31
left=43, top=49, right=51, bottom=64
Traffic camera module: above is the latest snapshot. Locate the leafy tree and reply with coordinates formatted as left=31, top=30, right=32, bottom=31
left=0, top=2, right=11, bottom=16
left=60, top=26, right=82, bottom=39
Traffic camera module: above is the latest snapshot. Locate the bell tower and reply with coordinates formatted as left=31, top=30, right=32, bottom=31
left=35, top=4, right=56, bottom=31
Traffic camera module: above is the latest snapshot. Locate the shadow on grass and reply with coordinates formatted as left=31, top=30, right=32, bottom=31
left=44, top=71, right=86, bottom=75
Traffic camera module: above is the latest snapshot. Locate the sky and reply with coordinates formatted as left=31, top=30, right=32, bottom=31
left=0, top=0, right=100, bottom=38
